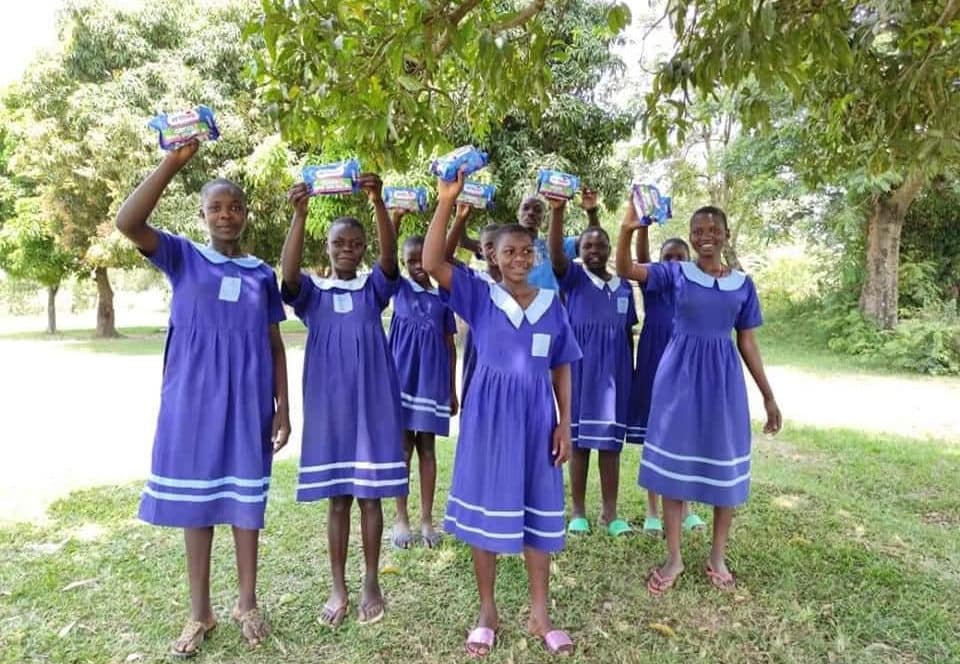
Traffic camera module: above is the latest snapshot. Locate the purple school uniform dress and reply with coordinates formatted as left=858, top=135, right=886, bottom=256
left=459, top=270, right=496, bottom=406
left=441, top=264, right=582, bottom=554
left=639, top=262, right=763, bottom=507
left=558, top=263, right=637, bottom=451
left=283, top=265, right=408, bottom=501
left=626, top=272, right=676, bottom=444
left=138, top=231, right=285, bottom=530
left=389, top=278, right=457, bottom=435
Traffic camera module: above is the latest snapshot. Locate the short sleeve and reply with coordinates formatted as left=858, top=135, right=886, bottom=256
left=443, top=305, right=457, bottom=335
left=369, top=263, right=401, bottom=309
left=643, top=262, right=676, bottom=295
left=549, top=304, right=583, bottom=368
left=281, top=273, right=317, bottom=322
left=556, top=260, right=587, bottom=295
left=264, top=268, right=286, bottom=325
left=735, top=277, right=763, bottom=331
left=563, top=235, right=578, bottom=259
left=142, top=229, right=188, bottom=280
left=440, top=263, right=489, bottom=327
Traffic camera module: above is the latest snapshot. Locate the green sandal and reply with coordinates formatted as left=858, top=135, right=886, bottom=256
left=606, top=518, right=632, bottom=537
left=682, top=513, right=707, bottom=532
left=642, top=516, right=663, bottom=538
left=567, top=517, right=590, bottom=534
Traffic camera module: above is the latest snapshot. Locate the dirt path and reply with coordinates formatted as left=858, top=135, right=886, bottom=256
left=1, top=337, right=957, bottom=524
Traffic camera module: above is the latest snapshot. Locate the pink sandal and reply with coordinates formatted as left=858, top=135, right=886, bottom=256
left=464, top=626, right=496, bottom=658
left=705, top=563, right=736, bottom=590
left=541, top=629, right=575, bottom=655
left=647, top=567, right=682, bottom=596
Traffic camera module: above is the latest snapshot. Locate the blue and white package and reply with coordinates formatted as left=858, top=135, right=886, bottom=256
left=430, top=145, right=489, bottom=182
left=536, top=169, right=580, bottom=200
left=632, top=183, right=672, bottom=225
left=384, top=186, right=428, bottom=212
left=148, top=106, right=219, bottom=151
left=456, top=181, right=496, bottom=210
left=303, top=160, right=361, bottom=196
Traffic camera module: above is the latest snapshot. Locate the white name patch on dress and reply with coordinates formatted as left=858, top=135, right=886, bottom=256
left=617, top=297, right=629, bottom=314
left=218, top=276, right=242, bottom=302
left=333, top=292, right=354, bottom=313
left=531, top=333, right=551, bottom=357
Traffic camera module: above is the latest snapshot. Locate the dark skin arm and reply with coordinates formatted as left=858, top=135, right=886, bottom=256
left=446, top=333, right=459, bottom=417
left=550, top=364, right=572, bottom=466
left=445, top=204, right=479, bottom=258
left=280, top=183, right=311, bottom=298
left=634, top=224, right=651, bottom=264
left=390, top=208, right=406, bottom=240
left=268, top=324, right=291, bottom=453
left=547, top=198, right=569, bottom=278
left=360, top=174, right=398, bottom=277
left=736, top=329, right=782, bottom=434
left=116, top=141, right=199, bottom=254
left=615, top=196, right=651, bottom=283
left=580, top=187, right=599, bottom=227
left=423, top=171, right=467, bottom=290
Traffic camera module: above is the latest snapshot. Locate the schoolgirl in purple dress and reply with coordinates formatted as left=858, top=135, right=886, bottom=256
left=616, top=202, right=782, bottom=596
left=386, top=209, right=459, bottom=550
left=423, top=172, right=582, bottom=657
left=281, top=176, right=403, bottom=627
left=546, top=197, right=637, bottom=539
left=116, top=141, right=289, bottom=656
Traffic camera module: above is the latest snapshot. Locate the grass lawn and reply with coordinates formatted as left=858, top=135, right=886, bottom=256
left=1, top=423, right=957, bottom=663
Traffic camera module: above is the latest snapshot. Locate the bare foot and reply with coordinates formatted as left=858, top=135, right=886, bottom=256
left=390, top=523, right=414, bottom=550
left=358, top=577, right=385, bottom=625
left=421, top=522, right=441, bottom=548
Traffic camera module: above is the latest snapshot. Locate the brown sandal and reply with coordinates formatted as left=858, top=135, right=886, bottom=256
left=169, top=619, right=216, bottom=658
left=231, top=606, right=269, bottom=647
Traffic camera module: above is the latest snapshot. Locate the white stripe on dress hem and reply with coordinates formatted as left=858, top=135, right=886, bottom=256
left=443, top=516, right=524, bottom=539
left=448, top=495, right=524, bottom=517
left=644, top=441, right=751, bottom=467
left=297, top=478, right=409, bottom=490
left=142, top=486, right=267, bottom=503
left=401, top=402, right=452, bottom=417
left=626, top=426, right=646, bottom=432
left=640, top=459, right=751, bottom=487
left=148, top=474, right=271, bottom=489
left=523, top=505, right=565, bottom=517
left=299, top=461, right=407, bottom=473
left=576, top=434, right=625, bottom=443
left=576, top=419, right=627, bottom=427
left=400, top=392, right=452, bottom=412
left=523, top=526, right=565, bottom=538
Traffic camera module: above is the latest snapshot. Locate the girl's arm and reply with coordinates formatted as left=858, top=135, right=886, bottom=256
left=280, top=183, right=310, bottom=297
left=634, top=224, right=651, bottom=264
left=269, top=324, right=291, bottom=453
left=446, top=333, right=459, bottom=416
left=615, top=199, right=650, bottom=283
left=423, top=172, right=466, bottom=290
left=115, top=142, right=199, bottom=254
left=550, top=364, right=572, bottom=466
left=445, top=204, right=477, bottom=258
left=581, top=187, right=600, bottom=228
left=736, top=329, right=782, bottom=434
left=360, top=174, right=398, bottom=277
left=547, top=198, right=570, bottom=278
left=390, top=209, right=406, bottom=240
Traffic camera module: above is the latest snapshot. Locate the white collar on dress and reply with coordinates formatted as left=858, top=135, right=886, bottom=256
left=310, top=272, right=370, bottom=291
left=680, top=261, right=746, bottom=291
left=583, top=268, right=621, bottom=292
left=191, top=243, right=263, bottom=269
left=476, top=270, right=497, bottom=285
left=406, top=277, right=438, bottom=295
left=489, top=284, right=555, bottom=329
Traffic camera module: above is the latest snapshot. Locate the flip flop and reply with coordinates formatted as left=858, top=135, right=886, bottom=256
left=705, top=563, right=736, bottom=590
left=231, top=607, right=269, bottom=647
left=169, top=620, right=216, bottom=658
left=567, top=517, right=590, bottom=534
left=318, top=602, right=349, bottom=627
left=646, top=567, right=682, bottom=596
left=541, top=629, right=575, bottom=655
left=606, top=518, right=633, bottom=537
left=357, top=599, right=385, bottom=626
left=682, top=513, right=707, bottom=532
left=464, top=626, right=496, bottom=658
left=390, top=526, right=415, bottom=550
left=642, top=516, right=663, bottom=538
left=422, top=530, right=443, bottom=549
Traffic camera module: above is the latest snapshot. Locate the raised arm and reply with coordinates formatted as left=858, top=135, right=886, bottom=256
left=445, top=204, right=478, bottom=259
left=580, top=187, right=600, bottom=228
left=390, top=209, right=406, bottom=240
left=547, top=198, right=570, bottom=278
left=360, top=173, right=397, bottom=277
left=280, top=183, right=311, bottom=297
left=115, top=141, right=199, bottom=254
left=423, top=172, right=466, bottom=291
left=736, top=329, right=782, bottom=434
left=634, top=223, right=651, bottom=264
left=615, top=197, right=650, bottom=283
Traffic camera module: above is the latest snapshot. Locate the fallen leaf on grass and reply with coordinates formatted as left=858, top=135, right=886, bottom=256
left=381, top=565, right=400, bottom=575
left=648, top=623, right=676, bottom=638
left=62, top=579, right=96, bottom=592
left=58, top=621, right=77, bottom=638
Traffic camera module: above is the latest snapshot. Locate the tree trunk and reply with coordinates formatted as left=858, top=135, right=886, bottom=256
left=859, top=176, right=924, bottom=330
left=46, top=284, right=58, bottom=334
left=94, top=267, right=118, bottom=338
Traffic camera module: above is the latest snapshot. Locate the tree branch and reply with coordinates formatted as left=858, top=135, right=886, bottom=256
left=491, top=0, right=546, bottom=34
left=432, top=0, right=484, bottom=56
